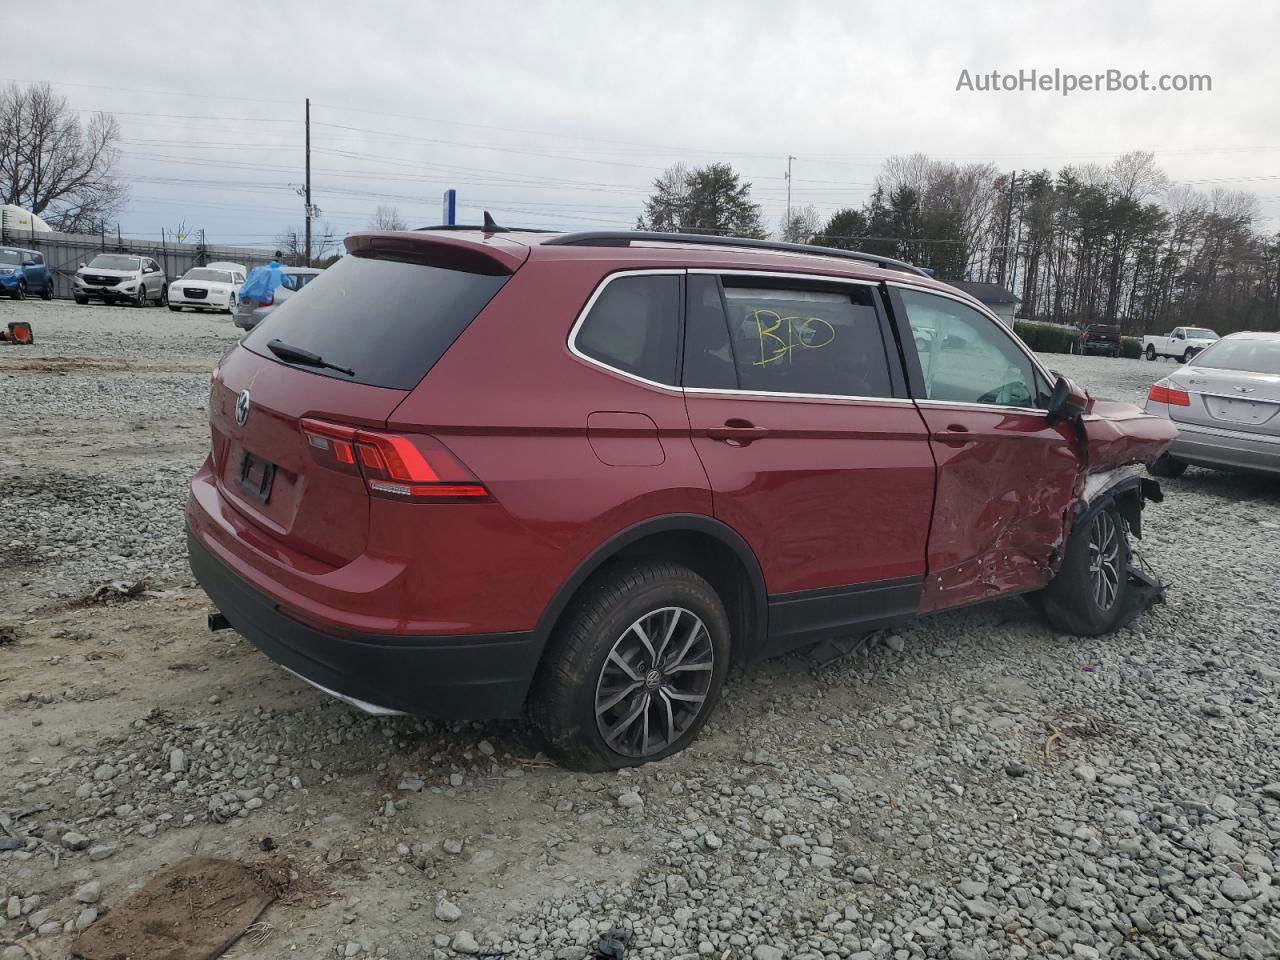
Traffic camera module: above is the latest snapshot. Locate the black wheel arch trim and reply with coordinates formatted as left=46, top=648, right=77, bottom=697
left=532, top=513, right=769, bottom=659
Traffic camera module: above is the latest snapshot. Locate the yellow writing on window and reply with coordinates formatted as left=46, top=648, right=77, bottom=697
left=750, top=310, right=836, bottom=366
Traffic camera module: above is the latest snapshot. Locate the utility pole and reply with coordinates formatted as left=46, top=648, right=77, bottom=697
left=997, top=170, right=1016, bottom=286
left=785, top=155, right=796, bottom=228
left=304, top=98, right=312, bottom=268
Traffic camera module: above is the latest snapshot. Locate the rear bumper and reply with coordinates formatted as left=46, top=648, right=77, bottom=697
left=1166, top=419, right=1280, bottom=476
left=187, top=525, right=542, bottom=719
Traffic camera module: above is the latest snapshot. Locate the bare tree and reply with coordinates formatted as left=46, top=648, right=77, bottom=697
left=369, top=205, right=408, bottom=231
left=276, top=222, right=340, bottom=265
left=0, top=82, right=125, bottom=233
left=778, top=204, right=820, bottom=243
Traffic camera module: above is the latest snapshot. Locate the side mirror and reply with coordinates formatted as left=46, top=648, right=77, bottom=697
left=1046, top=374, right=1088, bottom=425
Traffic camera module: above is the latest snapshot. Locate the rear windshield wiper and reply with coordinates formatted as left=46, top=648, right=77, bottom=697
left=266, top=339, right=354, bottom=377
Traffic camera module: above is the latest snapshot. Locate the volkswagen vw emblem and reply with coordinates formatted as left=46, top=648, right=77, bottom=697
left=235, top=389, right=251, bottom=426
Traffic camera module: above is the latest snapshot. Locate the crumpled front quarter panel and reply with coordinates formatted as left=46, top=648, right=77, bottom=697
left=1082, top=400, right=1178, bottom=471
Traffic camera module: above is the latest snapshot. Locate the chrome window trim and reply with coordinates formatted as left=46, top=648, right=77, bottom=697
left=566, top=268, right=687, bottom=393
left=886, top=281, right=1056, bottom=411
left=684, top=387, right=917, bottom=406
left=914, top=398, right=1048, bottom=417
left=689, top=267, right=880, bottom=288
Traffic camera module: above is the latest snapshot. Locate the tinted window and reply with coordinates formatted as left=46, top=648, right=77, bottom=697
left=899, top=289, right=1042, bottom=407
left=575, top=274, right=681, bottom=385
left=718, top=281, right=892, bottom=397
left=32, top=254, right=43, bottom=265
left=683, top=274, right=737, bottom=390
left=242, top=254, right=509, bottom=390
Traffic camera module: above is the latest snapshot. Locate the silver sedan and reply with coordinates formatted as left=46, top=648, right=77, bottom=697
left=1143, top=331, right=1280, bottom=477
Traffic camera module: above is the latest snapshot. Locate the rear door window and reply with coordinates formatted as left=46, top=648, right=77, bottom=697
left=573, top=273, right=681, bottom=386
left=241, top=254, right=509, bottom=390
left=685, top=276, right=893, bottom=398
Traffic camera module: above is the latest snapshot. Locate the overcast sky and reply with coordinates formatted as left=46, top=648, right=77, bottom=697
left=8, top=0, right=1279, bottom=249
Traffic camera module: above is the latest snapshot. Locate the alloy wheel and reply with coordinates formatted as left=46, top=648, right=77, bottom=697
left=594, top=606, right=715, bottom=759
left=1087, top=511, right=1122, bottom=611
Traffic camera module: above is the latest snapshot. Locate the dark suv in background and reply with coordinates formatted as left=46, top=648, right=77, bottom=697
left=188, top=225, right=1175, bottom=770
left=1078, top=323, right=1122, bottom=357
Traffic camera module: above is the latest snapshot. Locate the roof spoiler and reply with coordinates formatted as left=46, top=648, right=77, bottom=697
left=345, top=230, right=529, bottom=276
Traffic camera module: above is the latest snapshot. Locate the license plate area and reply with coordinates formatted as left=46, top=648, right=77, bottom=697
left=1205, top=396, right=1277, bottom=426
left=237, top=452, right=276, bottom=503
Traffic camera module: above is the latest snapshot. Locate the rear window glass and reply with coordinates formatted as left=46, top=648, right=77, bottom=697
left=574, top=274, right=681, bottom=385
left=1193, top=338, right=1280, bottom=375
left=242, top=254, right=509, bottom=390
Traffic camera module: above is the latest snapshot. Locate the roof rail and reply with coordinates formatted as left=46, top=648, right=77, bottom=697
left=542, top=230, right=931, bottom=277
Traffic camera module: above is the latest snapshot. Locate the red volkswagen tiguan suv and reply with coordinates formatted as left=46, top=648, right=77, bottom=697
left=188, top=226, right=1176, bottom=770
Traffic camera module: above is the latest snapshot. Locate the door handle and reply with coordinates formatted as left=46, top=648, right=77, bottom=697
left=933, top=423, right=973, bottom=447
left=706, top=419, right=769, bottom=444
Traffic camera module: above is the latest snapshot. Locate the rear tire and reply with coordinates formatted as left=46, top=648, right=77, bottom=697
left=1145, top=345, right=1156, bottom=361
left=1147, top=453, right=1187, bottom=479
left=1036, top=505, right=1130, bottom=636
left=529, top=561, right=731, bottom=771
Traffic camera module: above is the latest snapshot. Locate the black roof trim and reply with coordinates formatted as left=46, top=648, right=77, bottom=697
left=542, top=231, right=931, bottom=277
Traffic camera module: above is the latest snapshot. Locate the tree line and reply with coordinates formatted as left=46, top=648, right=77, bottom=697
left=638, top=153, right=1280, bottom=335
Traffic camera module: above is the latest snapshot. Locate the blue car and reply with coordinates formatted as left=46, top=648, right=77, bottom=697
left=0, top=247, right=53, bottom=300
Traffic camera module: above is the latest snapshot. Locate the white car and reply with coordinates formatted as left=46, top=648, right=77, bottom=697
left=168, top=262, right=247, bottom=313
left=1143, top=326, right=1219, bottom=363
left=74, top=254, right=167, bottom=306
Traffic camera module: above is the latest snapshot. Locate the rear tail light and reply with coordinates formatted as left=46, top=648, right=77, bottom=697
left=300, top=418, right=488, bottom=502
left=1148, top=379, right=1190, bottom=406
left=1082, top=332, right=1090, bottom=342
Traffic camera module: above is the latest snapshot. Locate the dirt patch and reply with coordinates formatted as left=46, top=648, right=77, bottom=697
left=70, top=857, right=281, bottom=960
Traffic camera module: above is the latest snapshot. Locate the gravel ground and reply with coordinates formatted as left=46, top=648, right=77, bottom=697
left=2, top=299, right=1279, bottom=960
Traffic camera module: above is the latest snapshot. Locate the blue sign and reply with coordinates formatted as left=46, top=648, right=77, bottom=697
left=442, top=189, right=457, bottom=226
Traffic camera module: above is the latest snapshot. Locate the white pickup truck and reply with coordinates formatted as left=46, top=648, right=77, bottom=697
left=1143, top=326, right=1220, bottom=363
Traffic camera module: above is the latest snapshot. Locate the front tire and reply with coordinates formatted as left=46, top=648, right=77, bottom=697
left=530, top=561, right=731, bottom=771
left=133, top=286, right=147, bottom=308
left=169, top=304, right=182, bottom=312
left=12, top=282, right=26, bottom=301
left=225, top=293, right=236, bottom=314
left=75, top=295, right=89, bottom=305
left=1036, top=505, right=1130, bottom=636
left=40, top=281, right=53, bottom=301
